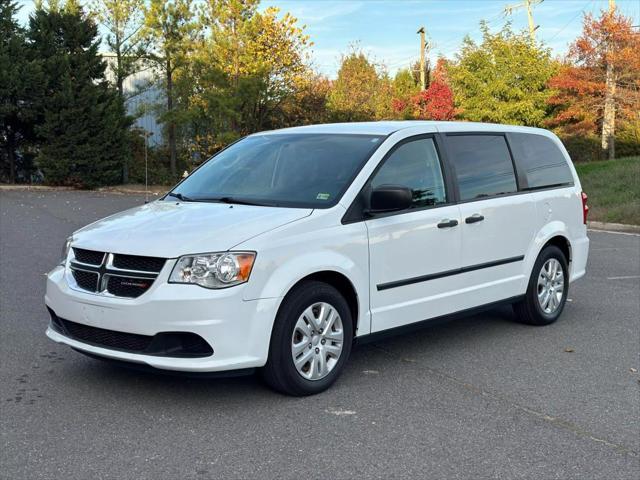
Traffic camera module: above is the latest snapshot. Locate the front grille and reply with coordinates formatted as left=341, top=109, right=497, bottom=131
left=57, top=317, right=152, bottom=352
left=106, top=275, right=153, bottom=298
left=72, top=269, right=99, bottom=291
left=73, top=248, right=105, bottom=265
left=68, top=249, right=166, bottom=299
left=48, top=309, right=213, bottom=358
left=112, top=254, right=165, bottom=273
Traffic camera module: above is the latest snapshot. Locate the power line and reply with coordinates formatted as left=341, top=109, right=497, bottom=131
left=548, top=0, right=594, bottom=42
left=433, top=11, right=505, bottom=54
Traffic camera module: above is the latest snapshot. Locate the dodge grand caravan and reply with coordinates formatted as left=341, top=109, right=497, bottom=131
left=45, top=121, right=589, bottom=395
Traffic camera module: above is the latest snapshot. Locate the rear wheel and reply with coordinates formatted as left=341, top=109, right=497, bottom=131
left=513, top=245, right=569, bottom=326
left=261, top=281, right=353, bottom=396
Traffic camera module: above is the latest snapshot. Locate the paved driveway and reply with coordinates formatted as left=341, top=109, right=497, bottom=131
left=1, top=190, right=638, bottom=479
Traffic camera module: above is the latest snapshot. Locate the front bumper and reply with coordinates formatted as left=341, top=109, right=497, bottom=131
left=45, top=265, right=281, bottom=372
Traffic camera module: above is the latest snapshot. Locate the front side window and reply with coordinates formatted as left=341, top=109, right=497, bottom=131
left=509, top=133, right=574, bottom=190
left=371, top=137, right=447, bottom=208
left=171, top=134, right=384, bottom=208
left=447, top=135, right=518, bottom=201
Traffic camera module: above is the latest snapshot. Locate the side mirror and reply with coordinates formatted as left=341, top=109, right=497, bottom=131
left=369, top=185, right=413, bottom=213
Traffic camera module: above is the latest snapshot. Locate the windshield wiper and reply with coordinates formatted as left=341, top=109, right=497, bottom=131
left=166, top=192, right=194, bottom=202
left=200, top=196, right=267, bottom=206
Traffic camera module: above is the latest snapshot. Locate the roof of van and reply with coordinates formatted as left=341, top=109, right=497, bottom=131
left=257, top=121, right=553, bottom=137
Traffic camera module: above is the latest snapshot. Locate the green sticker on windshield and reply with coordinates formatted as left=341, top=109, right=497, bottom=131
left=316, top=193, right=330, bottom=200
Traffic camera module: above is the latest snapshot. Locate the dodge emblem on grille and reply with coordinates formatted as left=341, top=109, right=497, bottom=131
left=119, top=280, right=149, bottom=288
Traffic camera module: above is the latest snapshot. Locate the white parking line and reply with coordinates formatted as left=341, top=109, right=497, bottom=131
left=607, top=275, right=640, bottom=280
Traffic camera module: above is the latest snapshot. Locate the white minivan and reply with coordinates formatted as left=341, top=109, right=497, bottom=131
left=46, top=121, right=590, bottom=395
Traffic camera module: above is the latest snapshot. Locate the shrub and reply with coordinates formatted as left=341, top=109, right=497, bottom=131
left=560, top=134, right=640, bottom=162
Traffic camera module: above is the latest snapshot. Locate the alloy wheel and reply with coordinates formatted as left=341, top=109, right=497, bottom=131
left=537, top=258, right=565, bottom=314
left=291, top=302, right=344, bottom=381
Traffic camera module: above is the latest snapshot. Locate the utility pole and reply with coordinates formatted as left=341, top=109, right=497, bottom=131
left=417, top=26, right=426, bottom=91
left=504, top=0, right=543, bottom=42
left=602, top=0, right=616, bottom=159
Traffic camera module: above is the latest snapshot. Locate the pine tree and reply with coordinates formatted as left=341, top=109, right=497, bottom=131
left=28, top=0, right=131, bottom=188
left=0, top=0, right=41, bottom=182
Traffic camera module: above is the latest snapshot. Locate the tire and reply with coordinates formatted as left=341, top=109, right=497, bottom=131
left=261, top=281, right=353, bottom=396
left=513, top=245, right=569, bottom=326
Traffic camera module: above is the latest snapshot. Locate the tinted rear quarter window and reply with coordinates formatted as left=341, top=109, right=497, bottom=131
left=447, top=135, right=518, bottom=201
left=508, top=133, right=574, bottom=190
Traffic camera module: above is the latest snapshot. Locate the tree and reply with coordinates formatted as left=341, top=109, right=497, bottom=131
left=327, top=49, right=392, bottom=121
left=279, top=74, right=331, bottom=127
left=244, top=6, right=311, bottom=131
left=171, top=0, right=313, bottom=161
left=411, top=59, right=456, bottom=120
left=143, top=0, right=196, bottom=177
left=28, top=0, right=130, bottom=187
left=391, top=68, right=419, bottom=119
left=90, top=0, right=148, bottom=182
left=547, top=9, right=640, bottom=158
left=0, top=0, right=41, bottom=182
left=199, top=1, right=311, bottom=133
left=91, top=0, right=147, bottom=99
left=447, top=22, right=557, bottom=126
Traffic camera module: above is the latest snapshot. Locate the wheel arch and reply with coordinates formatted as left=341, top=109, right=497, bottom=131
left=521, top=222, right=574, bottom=292
left=543, top=235, right=572, bottom=264
left=277, top=270, right=360, bottom=339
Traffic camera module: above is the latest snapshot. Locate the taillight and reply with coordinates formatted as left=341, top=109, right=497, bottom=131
left=581, top=192, right=589, bottom=224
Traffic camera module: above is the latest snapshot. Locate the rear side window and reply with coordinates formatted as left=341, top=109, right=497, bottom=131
left=371, top=138, right=446, bottom=208
left=509, top=133, right=574, bottom=190
left=447, top=135, right=517, bottom=201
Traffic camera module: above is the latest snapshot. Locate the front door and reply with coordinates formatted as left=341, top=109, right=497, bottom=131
left=366, top=136, right=463, bottom=333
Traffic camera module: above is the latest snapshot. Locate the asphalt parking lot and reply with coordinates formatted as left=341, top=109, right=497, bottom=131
left=1, top=189, right=638, bottom=479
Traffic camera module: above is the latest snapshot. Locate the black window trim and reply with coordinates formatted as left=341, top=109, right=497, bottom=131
left=342, top=130, right=578, bottom=224
left=342, top=133, right=455, bottom=224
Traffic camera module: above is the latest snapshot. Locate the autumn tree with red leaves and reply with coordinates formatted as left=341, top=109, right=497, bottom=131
left=391, top=59, right=456, bottom=120
left=547, top=8, right=640, bottom=159
left=411, top=59, right=456, bottom=120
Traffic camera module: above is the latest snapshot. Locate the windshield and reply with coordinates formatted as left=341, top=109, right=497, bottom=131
left=169, top=133, right=385, bottom=208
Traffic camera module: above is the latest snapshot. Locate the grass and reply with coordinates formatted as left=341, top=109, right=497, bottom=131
left=575, top=156, right=640, bottom=225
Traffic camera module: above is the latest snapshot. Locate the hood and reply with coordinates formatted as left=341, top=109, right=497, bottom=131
left=72, top=200, right=312, bottom=258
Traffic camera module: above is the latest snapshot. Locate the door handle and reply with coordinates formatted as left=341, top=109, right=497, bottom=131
left=437, top=219, right=459, bottom=229
left=465, top=214, right=485, bottom=224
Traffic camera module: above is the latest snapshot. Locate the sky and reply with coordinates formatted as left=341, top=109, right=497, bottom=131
left=14, top=0, right=640, bottom=78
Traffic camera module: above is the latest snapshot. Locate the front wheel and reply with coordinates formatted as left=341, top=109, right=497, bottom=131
left=513, top=245, right=569, bottom=326
left=261, top=281, right=353, bottom=396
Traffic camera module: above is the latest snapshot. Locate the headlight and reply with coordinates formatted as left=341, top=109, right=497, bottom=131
left=60, top=237, right=72, bottom=265
left=169, top=252, right=256, bottom=289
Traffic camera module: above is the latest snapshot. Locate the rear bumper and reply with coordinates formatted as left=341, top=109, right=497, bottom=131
left=570, top=235, right=589, bottom=282
left=45, top=265, right=281, bottom=372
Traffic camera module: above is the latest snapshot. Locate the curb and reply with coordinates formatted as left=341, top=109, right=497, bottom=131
left=0, top=185, right=75, bottom=192
left=0, top=184, right=168, bottom=196
left=588, top=221, right=640, bottom=234
left=97, top=187, right=168, bottom=196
